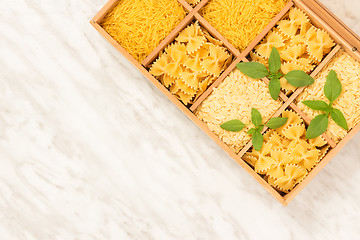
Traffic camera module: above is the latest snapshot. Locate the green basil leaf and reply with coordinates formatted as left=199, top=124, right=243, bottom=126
left=220, top=119, right=246, bottom=132
left=305, top=114, right=329, bottom=139
left=248, top=128, right=256, bottom=135
left=302, top=100, right=330, bottom=112
left=330, top=108, right=349, bottom=131
left=324, top=70, right=342, bottom=103
left=252, top=131, right=264, bottom=151
left=269, top=77, right=281, bottom=100
left=265, top=117, right=288, bottom=129
left=268, top=47, right=281, bottom=74
left=236, top=62, right=269, bottom=79
left=284, top=70, right=314, bottom=87
left=251, top=108, right=262, bottom=127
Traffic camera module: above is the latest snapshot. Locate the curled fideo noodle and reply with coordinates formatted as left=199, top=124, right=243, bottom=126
left=101, top=0, right=187, bottom=62
left=200, top=0, right=288, bottom=51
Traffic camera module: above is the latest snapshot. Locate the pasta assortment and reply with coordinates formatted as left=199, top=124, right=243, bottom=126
left=251, top=7, right=335, bottom=95
left=95, top=0, right=360, bottom=199
left=101, top=0, right=187, bottom=62
left=195, top=69, right=282, bottom=153
left=296, top=50, right=360, bottom=143
left=200, top=0, right=288, bottom=52
left=149, top=22, right=232, bottom=105
left=243, top=111, right=329, bottom=192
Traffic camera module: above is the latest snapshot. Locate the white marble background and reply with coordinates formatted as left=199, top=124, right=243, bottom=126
left=1, top=0, right=360, bottom=239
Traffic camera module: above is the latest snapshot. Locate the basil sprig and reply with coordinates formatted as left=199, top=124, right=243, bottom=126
left=220, top=108, right=288, bottom=151
left=303, top=70, right=348, bottom=139
left=236, top=47, right=314, bottom=100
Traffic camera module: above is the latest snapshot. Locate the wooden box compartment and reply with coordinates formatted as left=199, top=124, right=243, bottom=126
left=91, top=0, right=360, bottom=206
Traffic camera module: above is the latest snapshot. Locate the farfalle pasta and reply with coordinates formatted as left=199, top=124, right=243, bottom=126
left=101, top=0, right=187, bottom=62
left=251, top=7, right=335, bottom=95
left=150, top=22, right=232, bottom=105
left=243, top=110, right=329, bottom=193
left=195, top=69, right=282, bottom=153
left=296, top=50, right=360, bottom=143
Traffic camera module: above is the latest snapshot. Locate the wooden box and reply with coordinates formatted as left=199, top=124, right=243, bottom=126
left=91, top=0, right=360, bottom=206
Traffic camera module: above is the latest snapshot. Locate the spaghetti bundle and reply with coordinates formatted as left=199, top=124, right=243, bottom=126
left=101, top=0, right=187, bottom=62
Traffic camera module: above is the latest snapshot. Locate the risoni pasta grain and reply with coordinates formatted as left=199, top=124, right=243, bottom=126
left=195, top=69, right=282, bottom=153
left=296, top=50, right=360, bottom=143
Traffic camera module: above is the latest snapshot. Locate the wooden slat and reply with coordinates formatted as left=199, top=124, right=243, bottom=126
left=189, top=57, right=240, bottom=112
left=141, top=13, right=195, bottom=67
left=193, top=0, right=209, bottom=12
left=195, top=13, right=240, bottom=57
left=239, top=1, right=294, bottom=59
left=92, top=0, right=119, bottom=24
left=177, top=0, right=193, bottom=13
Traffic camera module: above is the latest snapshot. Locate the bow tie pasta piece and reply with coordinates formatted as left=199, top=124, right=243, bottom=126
left=297, top=149, right=321, bottom=171
left=265, top=150, right=293, bottom=179
left=149, top=21, right=232, bottom=105
left=255, top=30, right=286, bottom=59
left=161, top=74, right=177, bottom=88
left=278, top=20, right=299, bottom=37
left=149, top=54, right=170, bottom=76
left=274, top=165, right=307, bottom=191
left=282, top=124, right=306, bottom=140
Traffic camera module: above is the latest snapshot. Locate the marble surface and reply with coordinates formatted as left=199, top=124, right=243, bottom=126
left=1, top=0, right=360, bottom=239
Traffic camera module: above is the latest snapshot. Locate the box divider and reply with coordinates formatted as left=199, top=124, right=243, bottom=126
left=141, top=13, right=195, bottom=67
left=285, top=44, right=342, bottom=104
left=189, top=57, right=241, bottom=112
left=288, top=103, right=337, bottom=148
left=238, top=1, right=294, bottom=60
left=195, top=13, right=240, bottom=57
left=193, top=0, right=210, bottom=12
left=177, top=0, right=194, bottom=13
left=92, top=0, right=119, bottom=24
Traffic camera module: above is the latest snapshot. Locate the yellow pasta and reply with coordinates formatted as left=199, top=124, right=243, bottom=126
left=150, top=22, right=233, bottom=105
left=251, top=7, right=335, bottom=95
left=195, top=69, right=282, bottom=153
left=296, top=50, right=360, bottom=143
left=101, top=0, right=187, bottom=62
left=200, top=0, right=288, bottom=51
left=243, top=110, right=329, bottom=193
